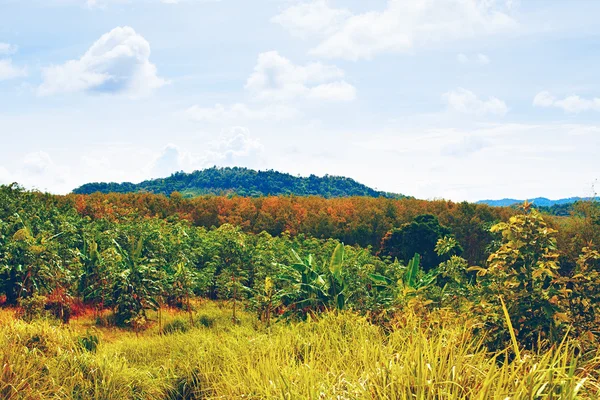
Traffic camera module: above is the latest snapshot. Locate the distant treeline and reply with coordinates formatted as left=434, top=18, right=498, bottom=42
left=72, top=167, right=405, bottom=199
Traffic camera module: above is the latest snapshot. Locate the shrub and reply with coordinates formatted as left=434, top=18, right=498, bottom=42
left=471, top=203, right=568, bottom=351
left=198, top=314, right=215, bottom=328
left=163, top=318, right=190, bottom=335
left=18, top=295, right=48, bottom=321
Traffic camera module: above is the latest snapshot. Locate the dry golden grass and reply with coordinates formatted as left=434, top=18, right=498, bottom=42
left=0, top=303, right=598, bottom=399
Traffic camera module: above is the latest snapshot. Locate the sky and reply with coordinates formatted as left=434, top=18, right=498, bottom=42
left=0, top=0, right=599, bottom=201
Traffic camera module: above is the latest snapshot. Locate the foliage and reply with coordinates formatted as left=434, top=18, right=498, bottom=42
left=562, top=244, right=600, bottom=339
left=1, top=184, right=600, bottom=354
left=17, top=294, right=48, bottom=321
left=379, top=214, right=461, bottom=271
left=278, top=243, right=353, bottom=318
left=111, top=236, right=163, bottom=327
left=471, top=203, right=568, bottom=350
left=245, top=276, right=282, bottom=325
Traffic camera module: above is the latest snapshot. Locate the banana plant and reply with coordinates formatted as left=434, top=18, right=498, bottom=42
left=111, top=236, right=164, bottom=327
left=369, top=253, right=437, bottom=301
left=399, top=253, right=437, bottom=297
left=327, top=243, right=347, bottom=310
left=277, top=243, right=350, bottom=318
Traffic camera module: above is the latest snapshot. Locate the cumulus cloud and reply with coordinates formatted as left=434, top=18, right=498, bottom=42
left=38, top=26, right=167, bottom=97
left=150, top=128, right=265, bottom=177
left=151, top=144, right=193, bottom=177
left=184, top=103, right=300, bottom=123
left=0, top=43, right=27, bottom=81
left=0, top=151, right=73, bottom=193
left=457, top=53, right=490, bottom=65
left=207, top=127, right=265, bottom=166
left=443, top=88, right=508, bottom=116
left=270, top=0, right=351, bottom=38
left=0, top=43, right=18, bottom=55
left=23, top=151, right=56, bottom=175
left=0, top=59, right=27, bottom=81
left=533, top=91, right=600, bottom=113
left=245, top=51, right=356, bottom=101
left=273, top=0, right=516, bottom=60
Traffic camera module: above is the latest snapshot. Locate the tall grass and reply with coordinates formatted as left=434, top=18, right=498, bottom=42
left=0, top=303, right=598, bottom=399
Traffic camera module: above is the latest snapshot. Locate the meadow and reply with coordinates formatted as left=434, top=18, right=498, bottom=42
left=3, top=302, right=600, bottom=399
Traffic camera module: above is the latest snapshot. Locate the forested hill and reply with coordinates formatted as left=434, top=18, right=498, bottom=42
left=72, top=167, right=405, bottom=198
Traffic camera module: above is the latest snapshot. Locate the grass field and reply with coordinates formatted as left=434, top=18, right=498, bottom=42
left=1, top=301, right=599, bottom=399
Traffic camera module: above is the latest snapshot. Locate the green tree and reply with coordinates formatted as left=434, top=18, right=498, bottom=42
left=111, top=236, right=164, bottom=327
left=379, top=214, right=460, bottom=271
left=471, top=203, right=567, bottom=350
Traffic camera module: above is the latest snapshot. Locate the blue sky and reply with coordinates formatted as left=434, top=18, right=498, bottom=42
left=0, top=0, right=598, bottom=201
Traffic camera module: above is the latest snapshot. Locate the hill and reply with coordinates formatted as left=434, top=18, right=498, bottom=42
left=477, top=197, right=589, bottom=207
left=72, top=167, right=405, bottom=198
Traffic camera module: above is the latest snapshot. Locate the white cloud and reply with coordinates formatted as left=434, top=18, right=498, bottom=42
left=306, top=81, right=356, bottom=101
left=457, top=52, right=490, bottom=65
left=38, top=26, right=167, bottom=97
left=443, top=88, right=508, bottom=116
left=0, top=151, right=73, bottom=193
left=206, top=127, right=265, bottom=166
left=245, top=51, right=356, bottom=101
left=0, top=43, right=27, bottom=80
left=0, top=166, right=13, bottom=185
left=296, top=0, right=517, bottom=60
left=533, top=91, right=556, bottom=107
left=0, top=43, right=18, bottom=55
left=271, top=0, right=351, bottom=38
left=151, top=144, right=194, bottom=177
left=159, top=0, right=222, bottom=4
left=185, top=103, right=300, bottom=123
left=457, top=53, right=469, bottom=64
left=150, top=128, right=265, bottom=177
left=86, top=0, right=220, bottom=6
left=533, top=91, right=600, bottom=113
left=23, top=151, right=55, bottom=175
left=0, top=59, right=27, bottom=81
left=441, top=136, right=490, bottom=157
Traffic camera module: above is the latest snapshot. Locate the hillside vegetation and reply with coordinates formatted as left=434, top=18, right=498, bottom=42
left=72, top=167, right=405, bottom=198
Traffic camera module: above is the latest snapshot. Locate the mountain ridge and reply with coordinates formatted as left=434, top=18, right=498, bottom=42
left=476, top=197, right=594, bottom=207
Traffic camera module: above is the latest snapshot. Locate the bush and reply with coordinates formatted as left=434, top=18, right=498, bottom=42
left=472, top=204, right=568, bottom=351
left=18, top=295, right=48, bottom=321
left=198, top=314, right=215, bottom=328
left=163, top=318, right=190, bottom=335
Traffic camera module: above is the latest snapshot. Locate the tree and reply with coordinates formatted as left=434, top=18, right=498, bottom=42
left=111, top=236, right=163, bottom=328
left=471, top=203, right=567, bottom=350
left=379, top=214, right=460, bottom=271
